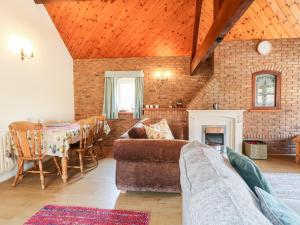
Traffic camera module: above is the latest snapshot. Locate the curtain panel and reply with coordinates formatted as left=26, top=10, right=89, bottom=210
left=134, top=77, right=144, bottom=119
left=102, top=77, right=118, bottom=119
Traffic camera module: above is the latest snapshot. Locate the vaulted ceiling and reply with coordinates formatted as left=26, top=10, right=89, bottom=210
left=43, top=0, right=300, bottom=59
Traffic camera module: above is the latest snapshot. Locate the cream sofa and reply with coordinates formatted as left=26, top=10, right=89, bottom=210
left=179, top=141, right=300, bottom=225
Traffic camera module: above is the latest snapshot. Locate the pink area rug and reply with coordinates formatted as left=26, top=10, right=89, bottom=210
left=24, top=205, right=150, bottom=225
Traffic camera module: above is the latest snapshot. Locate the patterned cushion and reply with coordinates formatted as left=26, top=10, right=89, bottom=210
left=144, top=125, right=165, bottom=139
left=180, top=141, right=272, bottom=225
left=256, top=187, right=300, bottom=225
left=227, top=147, right=274, bottom=195
left=150, top=119, right=174, bottom=140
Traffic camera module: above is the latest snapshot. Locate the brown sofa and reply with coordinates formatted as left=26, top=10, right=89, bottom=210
left=113, top=120, right=189, bottom=193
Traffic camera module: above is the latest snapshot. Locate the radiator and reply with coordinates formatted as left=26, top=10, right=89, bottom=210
left=0, top=130, right=16, bottom=174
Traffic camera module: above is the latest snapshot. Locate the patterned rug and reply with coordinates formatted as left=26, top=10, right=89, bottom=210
left=24, top=205, right=150, bottom=225
left=265, top=172, right=300, bottom=200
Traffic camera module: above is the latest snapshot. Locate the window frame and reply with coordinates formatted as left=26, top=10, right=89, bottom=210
left=251, top=70, right=281, bottom=111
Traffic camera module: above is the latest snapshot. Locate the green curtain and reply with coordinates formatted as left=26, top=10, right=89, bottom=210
left=134, top=77, right=144, bottom=119
left=102, top=77, right=118, bottom=119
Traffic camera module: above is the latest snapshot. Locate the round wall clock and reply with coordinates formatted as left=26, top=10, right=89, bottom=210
left=257, top=41, right=272, bottom=56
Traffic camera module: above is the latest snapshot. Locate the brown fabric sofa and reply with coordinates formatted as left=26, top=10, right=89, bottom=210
left=113, top=119, right=189, bottom=193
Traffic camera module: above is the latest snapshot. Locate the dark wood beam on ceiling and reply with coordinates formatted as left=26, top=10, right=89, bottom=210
left=190, top=0, right=253, bottom=75
left=191, top=0, right=204, bottom=60
left=213, top=0, right=224, bottom=19
left=34, top=0, right=92, bottom=4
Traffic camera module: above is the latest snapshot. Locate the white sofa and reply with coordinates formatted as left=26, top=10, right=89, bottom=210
left=179, top=141, right=300, bottom=225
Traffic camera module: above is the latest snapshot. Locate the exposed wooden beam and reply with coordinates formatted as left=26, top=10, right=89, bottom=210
left=191, top=0, right=204, bottom=60
left=191, top=0, right=253, bottom=75
left=34, top=0, right=93, bottom=4
left=213, top=0, right=224, bottom=19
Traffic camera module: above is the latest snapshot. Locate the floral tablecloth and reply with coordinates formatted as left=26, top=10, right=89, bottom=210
left=43, top=124, right=81, bottom=157
left=7, top=121, right=111, bottom=158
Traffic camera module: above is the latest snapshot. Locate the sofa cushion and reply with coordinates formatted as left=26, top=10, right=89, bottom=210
left=128, top=123, right=147, bottom=139
left=180, top=141, right=272, bottom=225
left=227, top=147, right=274, bottom=195
left=150, top=119, right=174, bottom=140
left=144, top=125, right=166, bottom=139
left=256, top=187, right=300, bottom=225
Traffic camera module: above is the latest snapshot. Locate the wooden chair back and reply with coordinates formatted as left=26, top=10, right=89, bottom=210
left=95, top=115, right=106, bottom=139
left=9, top=121, right=43, bottom=159
left=78, top=117, right=97, bottom=150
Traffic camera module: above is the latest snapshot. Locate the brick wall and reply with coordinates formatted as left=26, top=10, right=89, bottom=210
left=74, top=39, right=300, bottom=154
left=189, top=39, right=300, bottom=155
left=74, top=56, right=210, bottom=119
left=74, top=56, right=210, bottom=145
left=143, top=109, right=188, bottom=124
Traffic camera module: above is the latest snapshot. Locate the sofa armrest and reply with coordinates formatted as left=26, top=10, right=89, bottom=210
left=113, top=139, right=189, bottom=163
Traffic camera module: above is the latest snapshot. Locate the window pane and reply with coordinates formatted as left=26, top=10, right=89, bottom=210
left=255, top=74, right=275, bottom=107
left=117, top=78, right=135, bottom=112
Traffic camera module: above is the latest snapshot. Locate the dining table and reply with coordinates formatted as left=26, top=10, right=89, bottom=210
left=8, top=121, right=111, bottom=184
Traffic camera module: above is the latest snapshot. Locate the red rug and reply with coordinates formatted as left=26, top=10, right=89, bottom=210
left=24, top=205, right=150, bottom=225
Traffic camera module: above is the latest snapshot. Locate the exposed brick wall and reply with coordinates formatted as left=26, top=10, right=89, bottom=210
left=74, top=40, right=300, bottom=154
left=74, top=56, right=210, bottom=119
left=74, top=56, right=210, bottom=145
left=189, top=39, right=300, bottom=155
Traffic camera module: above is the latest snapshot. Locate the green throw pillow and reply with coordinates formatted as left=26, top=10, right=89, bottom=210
left=227, top=147, right=274, bottom=195
left=256, top=187, right=300, bottom=225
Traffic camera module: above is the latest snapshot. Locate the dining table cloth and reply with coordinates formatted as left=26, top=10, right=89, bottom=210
left=6, top=121, right=111, bottom=158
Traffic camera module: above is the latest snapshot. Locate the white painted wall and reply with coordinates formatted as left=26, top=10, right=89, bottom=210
left=0, top=0, right=74, bottom=180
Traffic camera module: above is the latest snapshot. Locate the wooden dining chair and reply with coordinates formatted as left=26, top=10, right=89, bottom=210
left=94, top=115, right=106, bottom=159
left=9, top=121, right=61, bottom=190
left=69, top=117, right=98, bottom=176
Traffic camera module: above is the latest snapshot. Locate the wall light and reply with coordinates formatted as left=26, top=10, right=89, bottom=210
left=9, top=36, right=34, bottom=60
left=154, top=70, right=171, bottom=83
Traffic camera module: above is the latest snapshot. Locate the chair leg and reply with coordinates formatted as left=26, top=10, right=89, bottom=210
left=52, top=157, right=62, bottom=176
left=98, top=142, right=104, bottom=159
left=78, top=151, right=84, bottom=177
left=38, top=159, right=45, bottom=190
left=19, top=159, right=24, bottom=182
left=12, top=159, right=24, bottom=187
left=89, top=149, right=98, bottom=166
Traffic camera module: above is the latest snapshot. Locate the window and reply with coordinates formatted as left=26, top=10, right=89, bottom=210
left=252, top=70, right=281, bottom=111
left=103, top=70, right=144, bottom=119
left=117, top=78, right=135, bottom=112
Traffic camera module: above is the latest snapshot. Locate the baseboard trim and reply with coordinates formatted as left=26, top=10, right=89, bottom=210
left=268, top=153, right=296, bottom=156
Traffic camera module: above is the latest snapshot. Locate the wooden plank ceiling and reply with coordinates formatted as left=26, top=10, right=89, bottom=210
left=44, top=0, right=300, bottom=59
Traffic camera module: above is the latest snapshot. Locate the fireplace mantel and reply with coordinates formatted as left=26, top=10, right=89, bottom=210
left=188, top=110, right=245, bottom=153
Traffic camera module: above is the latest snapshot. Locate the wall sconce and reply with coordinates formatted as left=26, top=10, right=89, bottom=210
left=20, top=48, right=34, bottom=60
left=154, top=70, right=171, bottom=84
left=9, top=36, right=34, bottom=61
